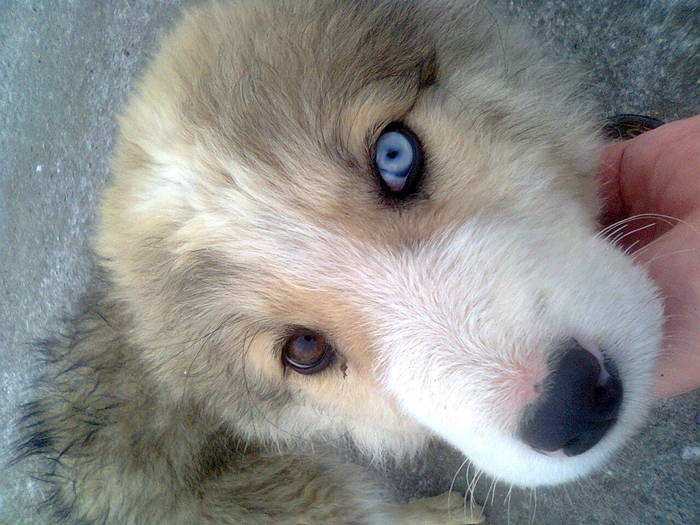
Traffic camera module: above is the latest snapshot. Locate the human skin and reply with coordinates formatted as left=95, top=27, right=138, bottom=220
left=598, top=115, right=700, bottom=398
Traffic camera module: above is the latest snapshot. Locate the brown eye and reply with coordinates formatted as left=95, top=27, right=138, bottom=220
left=283, top=330, right=333, bottom=375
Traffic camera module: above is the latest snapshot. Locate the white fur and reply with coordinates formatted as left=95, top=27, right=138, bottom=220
left=183, top=158, right=664, bottom=486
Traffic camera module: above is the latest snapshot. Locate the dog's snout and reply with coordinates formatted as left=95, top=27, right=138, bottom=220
left=518, top=341, right=623, bottom=457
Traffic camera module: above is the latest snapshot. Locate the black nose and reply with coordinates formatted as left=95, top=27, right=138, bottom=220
left=518, top=341, right=623, bottom=456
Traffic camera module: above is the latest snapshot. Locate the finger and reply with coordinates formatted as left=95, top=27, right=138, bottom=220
left=642, top=218, right=700, bottom=398
left=599, top=115, right=700, bottom=226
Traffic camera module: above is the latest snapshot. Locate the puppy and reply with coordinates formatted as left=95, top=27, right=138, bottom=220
left=18, top=1, right=664, bottom=523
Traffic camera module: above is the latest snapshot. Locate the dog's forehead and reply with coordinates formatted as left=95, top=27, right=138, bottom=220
left=179, top=1, right=440, bottom=172
left=113, top=0, right=600, bottom=257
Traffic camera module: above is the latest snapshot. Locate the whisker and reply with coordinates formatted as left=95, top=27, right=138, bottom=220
left=465, top=465, right=481, bottom=503
left=642, top=248, right=698, bottom=266
left=623, top=239, right=642, bottom=256
left=562, top=483, right=574, bottom=506
left=660, top=333, right=698, bottom=346
left=181, top=313, right=240, bottom=403
left=505, top=484, right=513, bottom=525
left=613, top=221, right=658, bottom=245
left=599, top=212, right=691, bottom=246
left=629, top=234, right=666, bottom=258
left=486, top=476, right=498, bottom=507
left=598, top=221, right=630, bottom=242
left=529, top=486, right=537, bottom=525
left=466, top=468, right=484, bottom=523
left=448, top=455, right=471, bottom=518
left=606, top=213, right=680, bottom=232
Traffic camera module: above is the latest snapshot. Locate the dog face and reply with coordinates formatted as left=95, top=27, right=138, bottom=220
left=99, top=1, right=663, bottom=487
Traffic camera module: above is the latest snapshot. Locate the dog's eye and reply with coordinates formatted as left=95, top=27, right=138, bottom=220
left=374, top=124, right=423, bottom=196
left=283, top=331, right=333, bottom=375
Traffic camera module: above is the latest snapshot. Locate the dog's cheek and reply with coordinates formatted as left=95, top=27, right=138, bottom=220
left=242, top=331, right=287, bottom=380
left=234, top=307, right=381, bottom=424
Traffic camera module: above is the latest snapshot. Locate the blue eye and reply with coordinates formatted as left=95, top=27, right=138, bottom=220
left=374, top=125, right=423, bottom=195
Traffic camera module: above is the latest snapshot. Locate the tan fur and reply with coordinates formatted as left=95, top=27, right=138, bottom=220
left=16, top=1, right=662, bottom=523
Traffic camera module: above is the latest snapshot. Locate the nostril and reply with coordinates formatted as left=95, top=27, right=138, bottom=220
left=561, top=419, right=616, bottom=456
left=590, top=369, right=623, bottom=421
left=518, top=340, right=623, bottom=456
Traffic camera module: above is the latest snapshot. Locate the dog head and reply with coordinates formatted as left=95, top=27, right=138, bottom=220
left=99, top=0, right=663, bottom=487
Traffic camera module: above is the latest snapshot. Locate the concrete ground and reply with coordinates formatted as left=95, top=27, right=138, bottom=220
left=1, top=1, right=698, bottom=524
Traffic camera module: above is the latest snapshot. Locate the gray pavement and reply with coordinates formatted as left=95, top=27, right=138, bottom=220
left=1, top=1, right=699, bottom=524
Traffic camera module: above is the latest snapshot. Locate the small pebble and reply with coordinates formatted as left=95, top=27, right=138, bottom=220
left=681, top=446, right=700, bottom=461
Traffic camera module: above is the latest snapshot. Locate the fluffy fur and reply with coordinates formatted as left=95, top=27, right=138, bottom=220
left=16, top=1, right=664, bottom=523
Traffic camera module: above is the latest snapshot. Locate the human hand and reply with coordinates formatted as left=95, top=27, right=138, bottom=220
left=599, top=115, right=700, bottom=399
